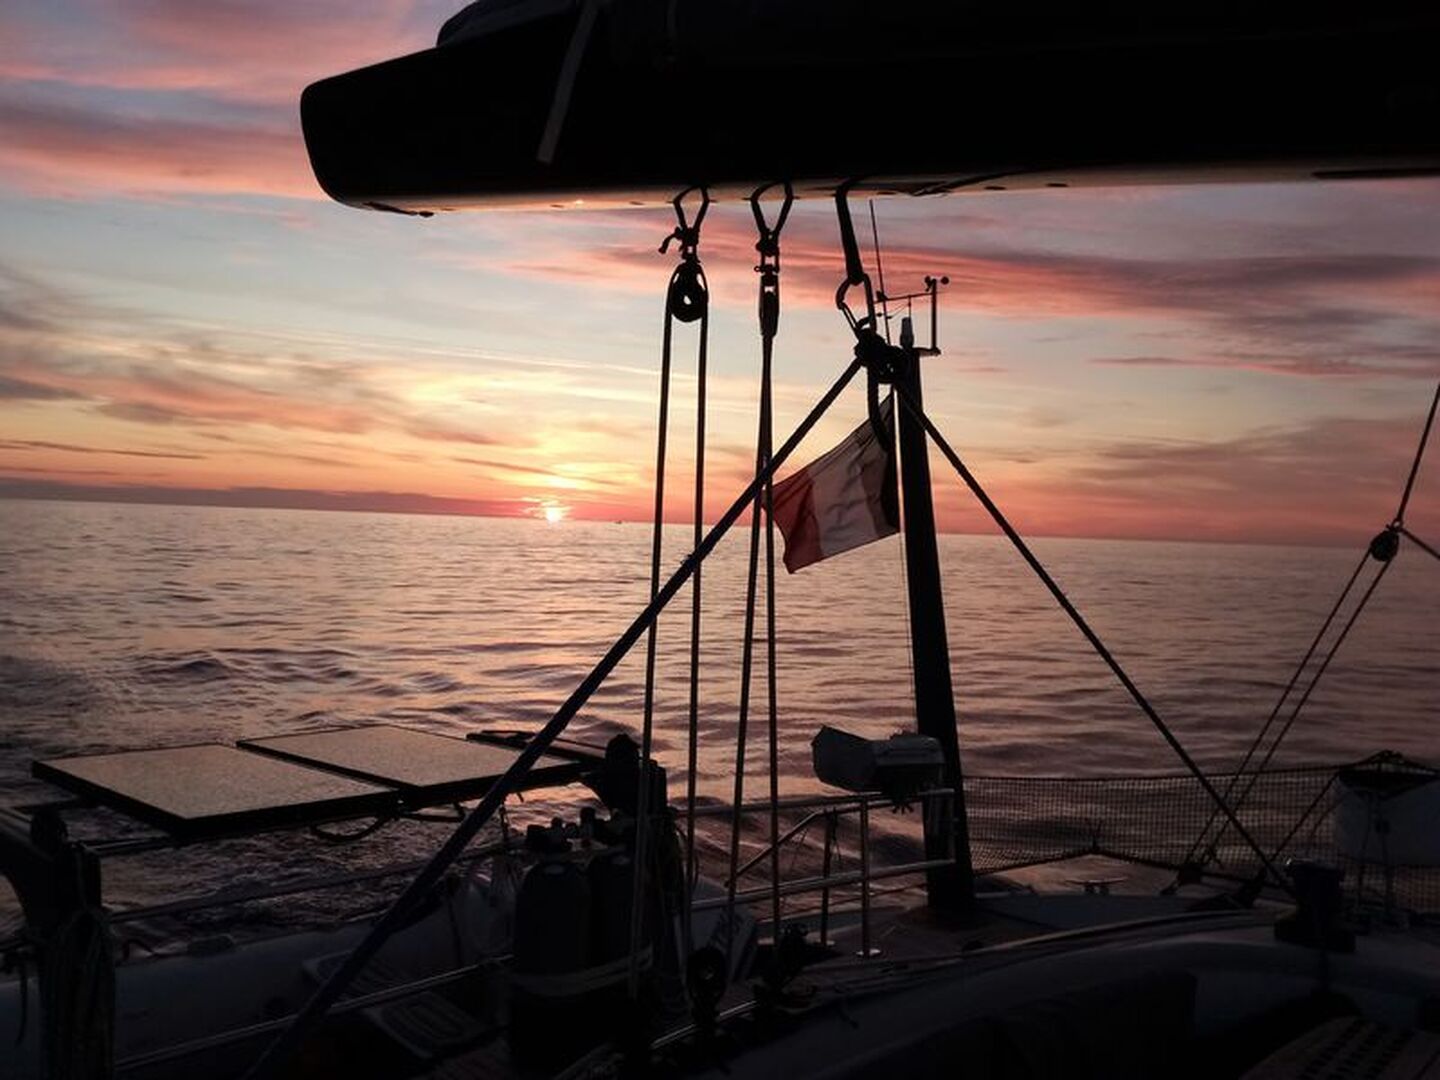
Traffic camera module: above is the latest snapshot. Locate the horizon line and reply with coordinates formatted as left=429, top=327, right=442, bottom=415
left=0, top=488, right=1363, bottom=553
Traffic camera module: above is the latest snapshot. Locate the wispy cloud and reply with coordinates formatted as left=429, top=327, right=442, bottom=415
left=933, top=411, right=1440, bottom=546
left=3, top=0, right=440, bottom=106
left=0, top=1, right=451, bottom=200
left=0, top=437, right=204, bottom=460
left=491, top=210, right=1440, bottom=381
left=0, top=373, right=81, bottom=400
left=0, top=92, right=313, bottom=198
left=0, top=475, right=537, bottom=517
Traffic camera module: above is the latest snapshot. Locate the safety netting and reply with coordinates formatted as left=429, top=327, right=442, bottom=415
left=963, top=757, right=1440, bottom=914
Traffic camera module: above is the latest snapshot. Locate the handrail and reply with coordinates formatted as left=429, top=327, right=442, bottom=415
left=727, top=810, right=825, bottom=884
left=722, top=787, right=957, bottom=885
left=688, top=787, right=955, bottom=818
left=693, top=857, right=953, bottom=911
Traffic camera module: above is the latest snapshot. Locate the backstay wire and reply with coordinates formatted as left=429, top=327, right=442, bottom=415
left=890, top=385, right=1292, bottom=895
left=634, top=186, right=711, bottom=1000
left=240, top=355, right=867, bottom=1080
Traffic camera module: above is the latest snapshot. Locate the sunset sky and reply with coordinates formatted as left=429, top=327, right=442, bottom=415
left=3, top=1, right=1439, bottom=546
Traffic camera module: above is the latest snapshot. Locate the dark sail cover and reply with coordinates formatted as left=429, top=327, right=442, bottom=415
left=301, top=1, right=1440, bottom=212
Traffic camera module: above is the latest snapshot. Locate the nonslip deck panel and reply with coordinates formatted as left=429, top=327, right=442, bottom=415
left=238, top=725, right=583, bottom=803
left=32, top=744, right=397, bottom=839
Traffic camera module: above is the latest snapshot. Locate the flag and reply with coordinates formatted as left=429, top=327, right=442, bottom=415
left=769, top=398, right=899, bottom=573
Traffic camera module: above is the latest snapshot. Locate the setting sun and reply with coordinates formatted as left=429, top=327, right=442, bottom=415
left=543, top=505, right=566, bottom=524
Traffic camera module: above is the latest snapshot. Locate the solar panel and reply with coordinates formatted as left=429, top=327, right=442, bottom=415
left=32, top=744, right=397, bottom=839
left=239, top=725, right=583, bottom=805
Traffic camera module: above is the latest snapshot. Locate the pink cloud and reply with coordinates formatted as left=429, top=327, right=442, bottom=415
left=0, top=1, right=450, bottom=199
left=505, top=210, right=1440, bottom=319
left=4, top=356, right=383, bottom=432
left=1, top=1, right=434, bottom=107
left=0, top=96, right=314, bottom=198
left=494, top=210, right=1440, bottom=380
left=930, top=413, right=1440, bottom=546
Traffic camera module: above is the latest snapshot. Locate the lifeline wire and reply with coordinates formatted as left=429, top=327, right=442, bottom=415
left=242, top=357, right=867, bottom=1080
left=893, top=386, right=1292, bottom=895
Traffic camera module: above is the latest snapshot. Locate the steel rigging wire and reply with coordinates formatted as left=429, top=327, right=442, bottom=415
left=829, top=182, right=1285, bottom=893
left=889, top=386, right=1292, bottom=894
left=1186, top=379, right=1440, bottom=877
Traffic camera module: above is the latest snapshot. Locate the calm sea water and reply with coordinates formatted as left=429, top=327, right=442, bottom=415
left=1, top=498, right=1436, bottom=928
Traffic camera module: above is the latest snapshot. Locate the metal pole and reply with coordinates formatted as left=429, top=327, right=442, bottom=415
left=894, top=328, right=976, bottom=913
left=858, top=799, right=875, bottom=957
left=819, top=810, right=835, bottom=946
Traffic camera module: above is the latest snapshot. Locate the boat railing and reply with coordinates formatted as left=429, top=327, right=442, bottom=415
left=683, top=758, right=1440, bottom=939
left=70, top=757, right=1440, bottom=949
left=692, top=788, right=957, bottom=955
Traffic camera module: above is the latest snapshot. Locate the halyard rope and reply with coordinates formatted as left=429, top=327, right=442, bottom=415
left=632, top=186, right=711, bottom=999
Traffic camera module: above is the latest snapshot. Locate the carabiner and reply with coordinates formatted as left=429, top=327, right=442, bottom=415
left=749, top=181, right=794, bottom=262
left=660, top=185, right=711, bottom=258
